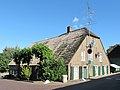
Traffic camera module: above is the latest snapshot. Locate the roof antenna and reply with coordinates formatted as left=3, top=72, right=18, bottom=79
left=86, top=1, right=94, bottom=54
left=87, top=1, right=91, bottom=37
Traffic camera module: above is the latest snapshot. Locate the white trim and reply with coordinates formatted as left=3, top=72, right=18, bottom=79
left=110, top=64, right=120, bottom=68
left=95, top=65, right=98, bottom=76
left=81, top=51, right=85, bottom=61
left=73, top=66, right=79, bottom=80
left=99, top=52, right=102, bottom=62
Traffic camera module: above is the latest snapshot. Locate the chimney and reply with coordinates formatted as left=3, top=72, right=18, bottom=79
left=67, top=26, right=72, bottom=33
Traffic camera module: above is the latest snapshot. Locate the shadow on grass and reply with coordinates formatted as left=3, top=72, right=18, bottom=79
left=53, top=73, right=120, bottom=90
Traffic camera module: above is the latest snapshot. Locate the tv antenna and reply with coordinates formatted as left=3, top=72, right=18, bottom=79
left=87, top=1, right=94, bottom=36
left=86, top=1, right=94, bottom=54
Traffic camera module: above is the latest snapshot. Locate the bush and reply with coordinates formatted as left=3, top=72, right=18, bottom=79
left=37, top=58, right=67, bottom=81
left=21, top=65, right=32, bottom=80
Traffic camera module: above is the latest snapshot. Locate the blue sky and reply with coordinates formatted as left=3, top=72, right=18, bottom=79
left=0, top=0, right=120, bottom=52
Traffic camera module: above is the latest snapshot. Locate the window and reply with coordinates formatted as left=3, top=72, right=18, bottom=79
left=88, top=52, right=93, bottom=61
left=81, top=51, right=85, bottom=61
left=99, top=53, right=102, bottom=62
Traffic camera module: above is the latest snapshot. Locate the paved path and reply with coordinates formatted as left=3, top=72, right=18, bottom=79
left=0, top=79, right=62, bottom=90
left=0, top=73, right=120, bottom=90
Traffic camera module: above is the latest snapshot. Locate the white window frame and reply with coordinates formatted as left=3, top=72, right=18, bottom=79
left=81, top=51, right=85, bottom=61
left=99, top=52, right=102, bottom=62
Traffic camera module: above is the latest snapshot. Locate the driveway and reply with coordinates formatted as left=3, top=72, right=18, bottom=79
left=0, top=73, right=119, bottom=90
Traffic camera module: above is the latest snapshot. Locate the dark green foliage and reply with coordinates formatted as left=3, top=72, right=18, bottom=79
left=0, top=53, right=7, bottom=72
left=57, top=58, right=67, bottom=81
left=13, top=49, right=22, bottom=78
left=21, top=48, right=33, bottom=66
left=0, top=46, right=19, bottom=73
left=32, top=44, right=67, bottom=81
left=32, top=43, right=53, bottom=60
left=37, top=58, right=67, bottom=81
left=12, top=43, right=67, bottom=81
left=3, top=46, right=19, bottom=62
left=13, top=49, right=22, bottom=64
left=13, top=48, right=33, bottom=79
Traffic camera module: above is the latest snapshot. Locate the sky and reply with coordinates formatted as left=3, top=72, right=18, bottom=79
left=0, top=0, right=120, bottom=52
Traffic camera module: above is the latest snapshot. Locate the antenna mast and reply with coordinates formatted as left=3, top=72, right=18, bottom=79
left=86, top=1, right=94, bottom=54
left=87, top=1, right=91, bottom=37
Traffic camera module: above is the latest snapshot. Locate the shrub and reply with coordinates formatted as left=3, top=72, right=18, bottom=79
left=37, top=58, right=67, bottom=81
left=21, top=65, right=32, bottom=80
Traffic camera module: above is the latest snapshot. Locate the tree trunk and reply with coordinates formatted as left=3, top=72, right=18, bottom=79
left=17, top=62, right=21, bottom=79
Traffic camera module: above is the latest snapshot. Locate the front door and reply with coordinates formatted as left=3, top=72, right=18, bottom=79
left=74, top=66, right=79, bottom=80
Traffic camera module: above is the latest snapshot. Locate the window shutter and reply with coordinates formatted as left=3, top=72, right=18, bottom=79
left=98, top=66, right=100, bottom=76
left=102, top=66, right=104, bottom=75
left=106, top=66, right=108, bottom=74
left=79, top=66, right=82, bottom=79
left=70, top=67, right=74, bottom=80
left=93, top=66, right=95, bottom=76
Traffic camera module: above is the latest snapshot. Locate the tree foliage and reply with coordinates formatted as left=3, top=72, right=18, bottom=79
left=21, top=48, right=33, bottom=66
left=0, top=46, right=19, bottom=73
left=32, top=43, right=53, bottom=60
left=0, top=53, right=7, bottom=72
left=3, top=46, right=19, bottom=62
left=21, top=65, right=32, bottom=80
left=12, top=43, right=67, bottom=81
left=13, top=47, right=33, bottom=78
left=37, top=58, right=67, bottom=81
left=13, top=49, right=22, bottom=78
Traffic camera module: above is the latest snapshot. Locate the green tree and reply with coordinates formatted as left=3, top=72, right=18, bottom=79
left=3, top=46, right=20, bottom=63
left=20, top=48, right=33, bottom=80
left=57, top=58, right=67, bottom=81
left=21, top=48, right=33, bottom=66
left=0, top=46, right=19, bottom=73
left=0, top=53, right=7, bottom=72
left=13, top=49, right=22, bottom=78
left=32, top=43, right=53, bottom=61
left=32, top=44, right=67, bottom=81
left=37, top=58, right=67, bottom=81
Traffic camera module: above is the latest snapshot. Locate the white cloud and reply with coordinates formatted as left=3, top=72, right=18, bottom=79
left=73, top=17, right=79, bottom=23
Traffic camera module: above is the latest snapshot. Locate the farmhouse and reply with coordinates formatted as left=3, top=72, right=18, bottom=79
left=9, top=26, right=110, bottom=80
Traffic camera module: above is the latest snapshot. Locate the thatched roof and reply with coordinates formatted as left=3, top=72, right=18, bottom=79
left=107, top=44, right=120, bottom=55
left=31, top=27, right=99, bottom=64
left=9, top=27, right=99, bottom=66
